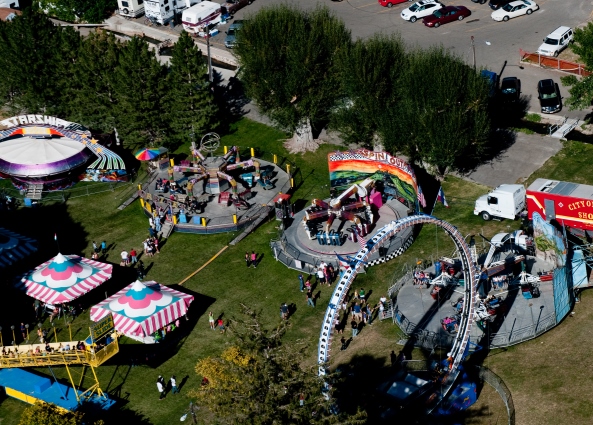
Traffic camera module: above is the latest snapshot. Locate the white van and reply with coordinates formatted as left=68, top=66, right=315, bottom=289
left=145, top=0, right=201, bottom=25
left=118, top=0, right=145, bottom=18
left=537, top=26, right=573, bottom=57
left=474, top=184, right=526, bottom=221
left=181, top=1, right=222, bottom=34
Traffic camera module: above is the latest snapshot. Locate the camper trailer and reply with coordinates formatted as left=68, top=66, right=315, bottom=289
left=0, top=0, right=19, bottom=8
left=145, top=0, right=201, bottom=25
left=117, top=0, right=145, bottom=18
left=181, top=1, right=222, bottom=34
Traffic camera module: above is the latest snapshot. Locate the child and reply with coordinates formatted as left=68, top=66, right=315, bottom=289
left=209, top=312, right=215, bottom=330
left=340, top=336, right=347, bottom=351
left=217, top=319, right=225, bottom=334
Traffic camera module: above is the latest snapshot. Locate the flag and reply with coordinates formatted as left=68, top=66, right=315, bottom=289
left=417, top=185, right=427, bottom=208
left=356, top=227, right=367, bottom=250
left=437, top=187, right=449, bottom=208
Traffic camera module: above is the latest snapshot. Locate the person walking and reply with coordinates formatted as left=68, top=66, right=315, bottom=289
left=208, top=312, right=215, bottom=330
left=120, top=250, right=129, bottom=267
left=92, top=241, right=99, bottom=254
left=157, top=376, right=165, bottom=400
left=153, top=237, right=160, bottom=254
left=340, top=336, right=347, bottom=351
left=280, top=303, right=289, bottom=319
left=170, top=376, right=179, bottom=394
left=351, top=319, right=358, bottom=338
left=306, top=289, right=315, bottom=307
left=129, top=248, right=138, bottom=265
left=298, top=274, right=304, bottom=292
left=245, top=252, right=251, bottom=268
left=101, top=240, right=107, bottom=255
left=251, top=251, right=257, bottom=268
left=137, top=260, right=145, bottom=280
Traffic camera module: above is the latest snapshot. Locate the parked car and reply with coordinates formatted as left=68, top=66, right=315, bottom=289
left=488, top=0, right=514, bottom=9
left=422, top=5, right=470, bottom=28
left=537, top=26, right=574, bottom=57
left=491, top=0, right=538, bottom=22
left=224, top=19, right=244, bottom=48
left=537, top=79, right=561, bottom=114
left=221, top=0, right=251, bottom=15
left=401, top=0, right=443, bottom=22
left=500, top=77, right=521, bottom=102
left=378, top=0, right=411, bottom=8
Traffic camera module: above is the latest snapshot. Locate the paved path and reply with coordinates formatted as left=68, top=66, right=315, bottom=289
left=460, top=132, right=563, bottom=188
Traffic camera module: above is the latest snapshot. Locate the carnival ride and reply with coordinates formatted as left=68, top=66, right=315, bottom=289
left=0, top=314, right=118, bottom=410
left=303, top=178, right=377, bottom=242
left=318, top=214, right=481, bottom=415
left=172, top=134, right=263, bottom=201
left=0, top=116, right=126, bottom=192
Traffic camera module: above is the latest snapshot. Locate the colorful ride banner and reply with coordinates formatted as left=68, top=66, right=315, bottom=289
left=328, top=149, right=419, bottom=211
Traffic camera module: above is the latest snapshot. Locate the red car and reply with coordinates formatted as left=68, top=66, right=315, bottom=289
left=422, top=5, right=471, bottom=27
left=378, top=0, right=411, bottom=8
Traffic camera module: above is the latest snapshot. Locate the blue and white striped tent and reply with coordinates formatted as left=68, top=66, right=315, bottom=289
left=0, top=228, right=37, bottom=268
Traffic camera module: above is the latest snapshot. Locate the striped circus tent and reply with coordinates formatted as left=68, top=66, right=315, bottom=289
left=17, top=253, right=112, bottom=304
left=90, top=281, right=193, bottom=339
left=0, top=228, right=38, bottom=268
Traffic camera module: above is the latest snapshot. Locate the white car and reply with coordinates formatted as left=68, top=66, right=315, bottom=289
left=491, top=0, right=538, bottom=21
left=401, top=0, right=443, bottom=23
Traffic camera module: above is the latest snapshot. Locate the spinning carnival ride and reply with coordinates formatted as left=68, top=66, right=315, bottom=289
left=318, top=215, right=481, bottom=414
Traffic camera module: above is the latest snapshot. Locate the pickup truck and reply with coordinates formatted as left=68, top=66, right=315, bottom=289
left=221, top=0, right=252, bottom=15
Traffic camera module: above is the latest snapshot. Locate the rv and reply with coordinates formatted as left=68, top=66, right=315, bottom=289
left=0, top=1, right=19, bottom=8
left=474, top=184, right=526, bottom=221
left=117, top=0, right=145, bottom=18
left=181, top=1, right=222, bottom=34
left=145, top=0, right=201, bottom=26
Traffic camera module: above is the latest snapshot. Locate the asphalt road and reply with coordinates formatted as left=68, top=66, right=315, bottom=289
left=221, top=0, right=593, bottom=119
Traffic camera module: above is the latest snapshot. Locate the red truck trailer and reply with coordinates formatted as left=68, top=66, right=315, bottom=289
left=527, top=178, right=593, bottom=233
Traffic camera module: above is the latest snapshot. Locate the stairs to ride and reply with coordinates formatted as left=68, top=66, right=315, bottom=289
left=160, top=220, right=174, bottom=238
left=26, top=184, right=43, bottom=200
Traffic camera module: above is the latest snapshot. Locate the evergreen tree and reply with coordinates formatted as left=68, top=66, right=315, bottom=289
left=54, top=25, right=83, bottom=118
left=234, top=5, right=351, bottom=152
left=68, top=31, right=121, bottom=131
left=112, top=36, right=168, bottom=149
left=561, top=22, right=593, bottom=110
left=38, top=0, right=116, bottom=23
left=331, top=34, right=407, bottom=149
left=387, top=47, right=491, bottom=178
left=190, top=304, right=367, bottom=425
left=166, top=31, right=218, bottom=149
left=0, top=7, right=64, bottom=115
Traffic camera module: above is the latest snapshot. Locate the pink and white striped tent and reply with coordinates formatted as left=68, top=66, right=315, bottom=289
left=17, top=253, right=113, bottom=304
left=90, top=280, right=194, bottom=338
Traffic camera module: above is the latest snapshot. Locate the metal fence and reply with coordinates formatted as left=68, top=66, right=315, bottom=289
left=476, top=366, right=516, bottom=425
left=520, top=48, right=591, bottom=76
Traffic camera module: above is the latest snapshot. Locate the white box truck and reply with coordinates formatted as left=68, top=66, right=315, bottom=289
left=474, top=184, right=526, bottom=221
left=181, top=1, right=222, bottom=34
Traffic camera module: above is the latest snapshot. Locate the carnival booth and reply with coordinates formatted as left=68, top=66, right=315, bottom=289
left=90, top=280, right=194, bottom=344
left=17, top=253, right=113, bottom=312
left=0, top=228, right=38, bottom=268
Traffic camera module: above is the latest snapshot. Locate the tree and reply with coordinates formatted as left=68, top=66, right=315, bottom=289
left=561, top=22, right=593, bottom=110
left=190, top=304, right=366, bottom=425
left=19, top=402, right=104, bottom=425
left=331, top=34, right=407, bottom=148
left=0, top=7, right=66, bottom=115
left=67, top=31, right=121, bottom=131
left=386, top=47, right=491, bottom=178
left=165, top=31, right=218, bottom=149
left=234, top=5, right=351, bottom=153
left=38, top=0, right=116, bottom=23
left=111, top=36, right=168, bottom=149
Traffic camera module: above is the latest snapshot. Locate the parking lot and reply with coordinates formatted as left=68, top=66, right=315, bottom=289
left=213, top=0, right=592, bottom=119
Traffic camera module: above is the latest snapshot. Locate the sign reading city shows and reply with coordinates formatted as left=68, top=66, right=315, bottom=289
left=90, top=313, right=114, bottom=341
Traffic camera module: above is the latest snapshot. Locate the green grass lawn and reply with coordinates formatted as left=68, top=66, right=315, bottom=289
left=2, top=121, right=593, bottom=424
